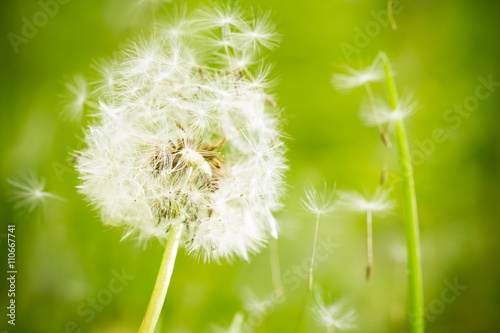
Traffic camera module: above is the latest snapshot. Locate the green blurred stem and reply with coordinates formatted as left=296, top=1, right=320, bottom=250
left=309, top=213, right=321, bottom=290
left=380, top=52, right=424, bottom=333
left=366, top=209, right=373, bottom=280
left=138, top=223, right=183, bottom=333
left=364, top=82, right=392, bottom=148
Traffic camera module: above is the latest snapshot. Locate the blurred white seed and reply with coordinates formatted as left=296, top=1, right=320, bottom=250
left=61, top=74, right=88, bottom=122
left=7, top=172, right=64, bottom=215
left=302, top=183, right=337, bottom=217
left=332, top=62, right=384, bottom=92
left=340, top=188, right=395, bottom=214
left=360, top=95, right=418, bottom=130
left=311, top=287, right=357, bottom=332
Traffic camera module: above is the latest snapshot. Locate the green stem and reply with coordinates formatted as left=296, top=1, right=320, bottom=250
left=309, top=213, right=321, bottom=290
left=380, top=52, right=424, bottom=333
left=138, top=223, right=183, bottom=333
left=366, top=209, right=373, bottom=280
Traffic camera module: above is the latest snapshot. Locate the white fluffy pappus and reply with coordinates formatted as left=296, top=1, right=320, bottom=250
left=359, top=95, right=418, bottom=130
left=331, top=63, right=384, bottom=92
left=311, top=288, right=357, bottom=332
left=339, top=188, right=395, bottom=214
left=73, top=5, right=287, bottom=263
left=302, top=183, right=338, bottom=217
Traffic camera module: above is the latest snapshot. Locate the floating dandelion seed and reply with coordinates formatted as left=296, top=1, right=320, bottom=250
left=61, top=74, right=88, bottom=122
left=7, top=173, right=63, bottom=216
left=311, top=288, right=357, bottom=333
left=302, top=183, right=337, bottom=290
left=340, top=188, right=395, bottom=279
left=302, top=183, right=337, bottom=216
left=71, top=5, right=286, bottom=333
left=332, top=63, right=384, bottom=92
left=242, top=288, right=275, bottom=314
left=332, top=61, right=392, bottom=148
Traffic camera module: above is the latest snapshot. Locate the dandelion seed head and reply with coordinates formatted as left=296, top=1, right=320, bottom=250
left=74, top=6, right=286, bottom=262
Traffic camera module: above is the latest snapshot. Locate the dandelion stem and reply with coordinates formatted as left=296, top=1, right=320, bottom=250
left=380, top=52, right=424, bottom=333
left=366, top=209, right=373, bottom=280
left=327, top=325, right=335, bottom=333
left=309, top=213, right=321, bottom=290
left=138, top=223, right=183, bottom=333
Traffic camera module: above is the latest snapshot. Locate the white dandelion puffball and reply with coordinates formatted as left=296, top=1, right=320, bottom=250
left=74, top=5, right=287, bottom=262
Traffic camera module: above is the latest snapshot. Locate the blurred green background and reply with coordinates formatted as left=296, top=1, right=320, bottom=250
left=1, top=0, right=500, bottom=332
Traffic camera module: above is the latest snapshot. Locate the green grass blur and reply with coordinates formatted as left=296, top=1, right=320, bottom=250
left=1, top=0, right=500, bottom=332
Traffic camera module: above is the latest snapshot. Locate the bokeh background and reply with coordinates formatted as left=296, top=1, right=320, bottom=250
left=1, top=0, right=500, bottom=332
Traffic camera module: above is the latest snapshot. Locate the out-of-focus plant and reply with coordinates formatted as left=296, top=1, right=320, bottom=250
left=333, top=52, right=424, bottom=332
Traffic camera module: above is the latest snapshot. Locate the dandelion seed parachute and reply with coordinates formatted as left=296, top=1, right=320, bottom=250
left=61, top=74, right=88, bottom=122
left=302, top=183, right=337, bottom=289
left=340, top=188, right=395, bottom=214
left=302, top=183, right=337, bottom=216
left=74, top=6, right=287, bottom=263
left=8, top=172, right=63, bottom=215
left=359, top=95, right=418, bottom=129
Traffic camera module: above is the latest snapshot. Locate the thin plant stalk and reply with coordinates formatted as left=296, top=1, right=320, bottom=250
left=366, top=209, right=373, bottom=280
left=388, top=0, right=398, bottom=30
left=380, top=52, right=424, bottom=333
left=327, top=325, right=335, bottom=333
left=138, top=223, right=184, bottom=333
left=309, top=213, right=321, bottom=290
